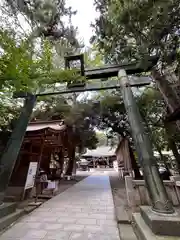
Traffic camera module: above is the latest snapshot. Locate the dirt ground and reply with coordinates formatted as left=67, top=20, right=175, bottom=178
left=109, top=172, right=128, bottom=209
left=109, top=172, right=138, bottom=240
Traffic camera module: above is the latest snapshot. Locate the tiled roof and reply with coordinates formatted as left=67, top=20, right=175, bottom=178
left=26, top=120, right=66, bottom=132
left=82, top=146, right=116, bottom=157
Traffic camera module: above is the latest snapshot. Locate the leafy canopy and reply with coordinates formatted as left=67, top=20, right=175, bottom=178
left=0, top=29, right=85, bottom=93
left=92, top=0, right=180, bottom=67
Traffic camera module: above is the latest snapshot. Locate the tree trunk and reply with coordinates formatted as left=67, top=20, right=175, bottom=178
left=152, top=69, right=180, bottom=130
left=128, top=145, right=142, bottom=179
left=164, top=123, right=180, bottom=173
left=152, top=69, right=180, bottom=112
left=65, top=148, right=75, bottom=176
left=167, top=139, right=180, bottom=174
left=58, top=149, right=64, bottom=177
left=116, top=131, right=141, bottom=179
left=0, top=94, right=37, bottom=203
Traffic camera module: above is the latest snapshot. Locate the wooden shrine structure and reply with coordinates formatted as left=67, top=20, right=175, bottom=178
left=115, top=138, right=142, bottom=179
left=82, top=146, right=116, bottom=168
left=6, top=120, right=72, bottom=201
left=115, top=138, right=133, bottom=178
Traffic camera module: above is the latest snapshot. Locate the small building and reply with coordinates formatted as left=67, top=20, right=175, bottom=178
left=6, top=120, right=71, bottom=201
left=115, top=138, right=143, bottom=179
left=115, top=138, right=133, bottom=178
left=82, top=146, right=116, bottom=168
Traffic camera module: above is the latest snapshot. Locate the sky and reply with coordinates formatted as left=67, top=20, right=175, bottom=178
left=4, top=0, right=98, bottom=47
left=66, top=0, right=99, bottom=46
left=65, top=0, right=99, bottom=101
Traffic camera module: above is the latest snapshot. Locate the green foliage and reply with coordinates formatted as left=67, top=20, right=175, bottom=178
left=96, top=132, right=107, bottom=146
left=84, top=45, right=104, bottom=67
left=0, top=91, right=21, bottom=130
left=95, top=92, right=130, bottom=137
left=92, top=0, right=180, bottom=67
left=0, top=29, right=85, bottom=92
left=4, top=0, right=79, bottom=47
left=138, top=87, right=166, bottom=127
left=91, top=0, right=180, bottom=164
left=0, top=0, right=83, bottom=92
left=32, top=96, right=98, bottom=150
left=137, top=86, right=180, bottom=156
left=137, top=87, right=168, bottom=151
left=0, top=0, right=86, bottom=134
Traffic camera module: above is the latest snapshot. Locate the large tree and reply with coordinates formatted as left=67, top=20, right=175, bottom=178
left=0, top=0, right=83, bottom=92
left=138, top=86, right=180, bottom=172
left=90, top=86, right=180, bottom=173
left=0, top=0, right=85, bottom=178
left=0, top=0, right=84, bottom=129
left=92, top=0, right=180, bottom=120
left=87, top=91, right=142, bottom=178
left=3, top=0, right=79, bottom=44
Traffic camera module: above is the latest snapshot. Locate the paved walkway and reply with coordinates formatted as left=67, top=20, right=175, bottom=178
left=1, top=174, right=120, bottom=240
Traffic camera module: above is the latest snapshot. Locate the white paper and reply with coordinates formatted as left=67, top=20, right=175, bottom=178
left=25, top=162, right=38, bottom=189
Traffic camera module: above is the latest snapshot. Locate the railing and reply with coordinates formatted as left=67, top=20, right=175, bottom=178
left=125, top=176, right=180, bottom=212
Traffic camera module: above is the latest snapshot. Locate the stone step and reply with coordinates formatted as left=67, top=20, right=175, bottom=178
left=118, top=224, right=138, bottom=240
left=24, top=205, right=40, bottom=214
left=132, top=213, right=179, bottom=240
left=0, top=203, right=17, bottom=219
left=33, top=194, right=52, bottom=200
left=115, top=206, right=130, bottom=224
left=0, top=209, right=24, bottom=233
left=4, top=196, right=17, bottom=202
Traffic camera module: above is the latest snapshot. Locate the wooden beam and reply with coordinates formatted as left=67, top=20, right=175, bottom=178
left=24, top=136, right=60, bottom=141
left=84, top=56, right=158, bottom=79
left=15, top=57, right=157, bottom=98
left=36, top=76, right=151, bottom=97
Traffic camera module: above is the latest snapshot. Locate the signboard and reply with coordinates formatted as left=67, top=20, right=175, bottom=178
left=47, top=181, right=56, bottom=189
left=25, top=162, right=38, bottom=190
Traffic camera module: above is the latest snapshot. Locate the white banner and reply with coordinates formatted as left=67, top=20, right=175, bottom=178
left=25, top=162, right=38, bottom=190
left=47, top=181, right=56, bottom=189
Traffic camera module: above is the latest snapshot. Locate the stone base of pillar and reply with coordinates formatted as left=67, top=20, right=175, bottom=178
left=132, top=212, right=179, bottom=240
left=133, top=205, right=180, bottom=239
left=140, top=206, right=180, bottom=236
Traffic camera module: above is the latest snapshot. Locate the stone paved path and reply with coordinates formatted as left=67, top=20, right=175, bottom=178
left=0, top=174, right=120, bottom=240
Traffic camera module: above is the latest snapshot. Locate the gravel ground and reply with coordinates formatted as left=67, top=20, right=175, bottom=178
left=109, top=172, right=128, bottom=208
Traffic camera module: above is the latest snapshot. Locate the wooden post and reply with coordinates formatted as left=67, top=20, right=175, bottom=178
left=35, top=138, right=45, bottom=203
left=0, top=94, right=36, bottom=204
